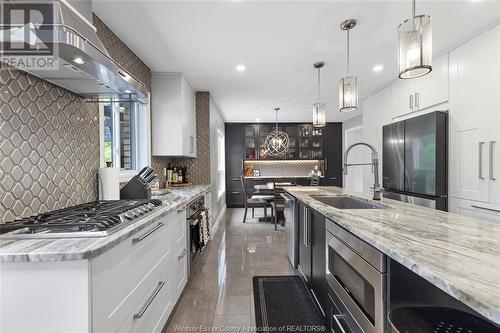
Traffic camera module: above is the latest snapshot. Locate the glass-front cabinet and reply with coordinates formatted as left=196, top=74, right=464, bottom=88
left=243, top=123, right=324, bottom=160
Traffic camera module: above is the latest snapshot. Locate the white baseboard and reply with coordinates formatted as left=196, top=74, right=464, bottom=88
left=210, top=205, right=226, bottom=239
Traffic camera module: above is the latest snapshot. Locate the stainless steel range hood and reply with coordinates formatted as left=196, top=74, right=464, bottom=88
left=0, top=0, right=149, bottom=103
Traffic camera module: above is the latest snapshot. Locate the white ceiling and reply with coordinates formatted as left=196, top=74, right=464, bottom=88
left=92, top=0, right=500, bottom=123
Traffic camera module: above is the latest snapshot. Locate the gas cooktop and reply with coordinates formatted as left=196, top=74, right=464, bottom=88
left=0, top=199, right=163, bottom=239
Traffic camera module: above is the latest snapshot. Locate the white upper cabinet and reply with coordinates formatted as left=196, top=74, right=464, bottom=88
left=449, top=24, right=500, bottom=204
left=392, top=55, right=449, bottom=117
left=152, top=73, right=197, bottom=157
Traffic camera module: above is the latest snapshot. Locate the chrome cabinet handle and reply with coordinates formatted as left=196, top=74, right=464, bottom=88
left=325, top=158, right=328, bottom=170
left=333, top=315, right=347, bottom=333
left=231, top=191, right=241, bottom=194
left=479, top=142, right=485, bottom=180
left=303, top=207, right=307, bottom=247
left=471, top=205, right=500, bottom=213
left=409, top=94, right=414, bottom=110
left=133, top=281, right=165, bottom=320
left=490, top=141, right=496, bottom=180
left=132, top=223, right=164, bottom=244
left=415, top=92, right=420, bottom=109
left=178, top=248, right=188, bottom=260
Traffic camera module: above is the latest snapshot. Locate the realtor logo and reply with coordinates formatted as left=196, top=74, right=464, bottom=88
left=0, top=0, right=58, bottom=70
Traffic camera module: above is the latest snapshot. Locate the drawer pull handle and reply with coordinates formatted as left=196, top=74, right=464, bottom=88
left=333, top=315, right=347, bottom=333
left=133, top=281, right=165, bottom=320
left=231, top=191, right=240, bottom=194
left=132, top=223, right=164, bottom=244
left=178, top=248, right=188, bottom=260
left=471, top=205, right=500, bottom=213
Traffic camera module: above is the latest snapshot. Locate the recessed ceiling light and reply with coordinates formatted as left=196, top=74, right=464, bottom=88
left=236, top=64, right=246, bottom=72
left=373, top=65, right=384, bottom=72
left=124, top=89, right=132, bottom=94
left=73, top=57, right=85, bottom=65
left=256, top=118, right=261, bottom=122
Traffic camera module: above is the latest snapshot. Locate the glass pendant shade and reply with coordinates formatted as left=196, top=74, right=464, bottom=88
left=397, top=14, right=432, bottom=79
left=339, top=76, right=358, bottom=112
left=312, top=103, right=326, bottom=127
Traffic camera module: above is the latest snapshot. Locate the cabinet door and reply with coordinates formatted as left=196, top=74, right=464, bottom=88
left=311, top=210, right=326, bottom=316
left=225, top=124, right=244, bottom=154
left=449, top=29, right=493, bottom=202
left=415, top=55, right=449, bottom=110
left=297, top=204, right=312, bottom=286
left=487, top=26, right=500, bottom=205
left=392, top=79, right=415, bottom=117
left=324, top=151, right=342, bottom=186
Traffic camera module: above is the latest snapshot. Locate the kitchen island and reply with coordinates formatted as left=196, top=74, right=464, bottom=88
left=284, top=186, right=500, bottom=327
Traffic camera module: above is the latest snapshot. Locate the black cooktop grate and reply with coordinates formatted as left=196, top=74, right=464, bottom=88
left=0, top=199, right=162, bottom=234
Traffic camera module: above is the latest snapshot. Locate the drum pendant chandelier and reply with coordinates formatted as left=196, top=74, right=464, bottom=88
left=397, top=0, right=432, bottom=79
left=312, top=62, right=326, bottom=127
left=265, top=107, right=290, bottom=156
left=339, top=19, right=359, bottom=113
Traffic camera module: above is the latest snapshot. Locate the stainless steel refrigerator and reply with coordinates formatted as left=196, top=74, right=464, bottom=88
left=382, top=111, right=448, bottom=211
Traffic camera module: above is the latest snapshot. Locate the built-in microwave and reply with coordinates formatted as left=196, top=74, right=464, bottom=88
left=325, top=222, right=387, bottom=333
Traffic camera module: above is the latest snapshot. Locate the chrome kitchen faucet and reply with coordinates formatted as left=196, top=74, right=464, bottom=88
left=343, top=142, right=382, bottom=200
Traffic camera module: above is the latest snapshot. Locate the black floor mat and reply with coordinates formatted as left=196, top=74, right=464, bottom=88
left=253, top=276, right=326, bottom=332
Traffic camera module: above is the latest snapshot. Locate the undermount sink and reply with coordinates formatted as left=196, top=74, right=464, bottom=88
left=310, top=195, right=390, bottom=210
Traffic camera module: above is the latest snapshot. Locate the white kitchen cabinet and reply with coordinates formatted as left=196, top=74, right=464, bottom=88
left=152, top=73, right=197, bottom=157
left=1, top=210, right=190, bottom=333
left=392, top=55, right=448, bottom=117
left=362, top=85, right=392, bottom=194
left=448, top=197, right=500, bottom=223
left=449, top=24, right=500, bottom=204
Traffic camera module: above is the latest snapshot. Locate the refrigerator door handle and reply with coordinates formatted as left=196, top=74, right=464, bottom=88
left=479, top=142, right=485, bottom=180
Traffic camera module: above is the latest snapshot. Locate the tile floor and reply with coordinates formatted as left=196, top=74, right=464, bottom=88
left=163, top=208, right=295, bottom=333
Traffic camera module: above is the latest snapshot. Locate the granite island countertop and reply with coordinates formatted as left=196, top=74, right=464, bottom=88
left=284, top=186, right=500, bottom=325
left=0, top=185, right=211, bottom=263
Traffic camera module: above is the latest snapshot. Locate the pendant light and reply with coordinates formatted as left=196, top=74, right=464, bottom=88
left=397, top=0, right=432, bottom=79
left=339, top=19, right=358, bottom=113
left=265, top=107, right=290, bottom=156
left=312, top=62, right=326, bottom=127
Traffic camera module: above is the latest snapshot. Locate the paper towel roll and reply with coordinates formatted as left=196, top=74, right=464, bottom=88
left=98, top=167, right=120, bottom=200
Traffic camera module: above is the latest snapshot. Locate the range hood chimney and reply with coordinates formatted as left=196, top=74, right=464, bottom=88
left=0, top=0, right=148, bottom=103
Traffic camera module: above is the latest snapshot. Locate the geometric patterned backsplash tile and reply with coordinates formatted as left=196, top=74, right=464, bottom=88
left=0, top=68, right=99, bottom=222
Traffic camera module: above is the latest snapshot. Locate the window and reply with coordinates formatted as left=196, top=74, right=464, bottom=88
left=100, top=100, right=150, bottom=178
left=217, top=129, right=225, bottom=198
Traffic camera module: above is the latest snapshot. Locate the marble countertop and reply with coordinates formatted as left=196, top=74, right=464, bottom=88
left=0, top=185, right=210, bottom=263
left=284, top=186, right=500, bottom=326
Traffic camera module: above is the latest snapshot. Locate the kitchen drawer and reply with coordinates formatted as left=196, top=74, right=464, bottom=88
left=172, top=246, right=189, bottom=302
left=170, top=209, right=187, bottom=254
left=91, top=215, right=173, bottom=319
left=448, top=197, right=500, bottom=223
left=95, top=253, right=174, bottom=333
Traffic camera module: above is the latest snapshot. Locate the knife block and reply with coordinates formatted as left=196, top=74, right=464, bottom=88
left=120, top=175, right=152, bottom=200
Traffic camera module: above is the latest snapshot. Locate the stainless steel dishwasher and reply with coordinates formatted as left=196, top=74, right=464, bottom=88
left=283, top=193, right=297, bottom=268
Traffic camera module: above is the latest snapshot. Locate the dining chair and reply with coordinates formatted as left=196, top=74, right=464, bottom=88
left=273, top=186, right=286, bottom=231
left=311, top=174, right=320, bottom=186
left=241, top=176, right=273, bottom=223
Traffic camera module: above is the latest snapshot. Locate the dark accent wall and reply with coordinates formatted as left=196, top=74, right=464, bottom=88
left=0, top=15, right=152, bottom=222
